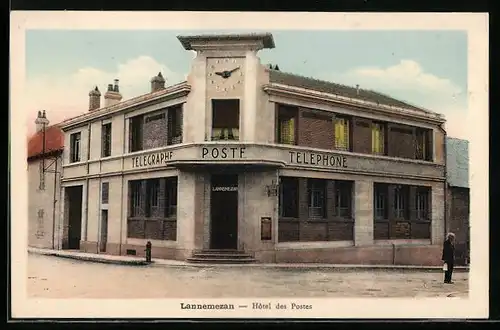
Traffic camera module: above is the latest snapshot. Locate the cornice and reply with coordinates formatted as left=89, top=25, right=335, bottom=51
left=60, top=82, right=191, bottom=131
left=263, top=83, right=446, bottom=126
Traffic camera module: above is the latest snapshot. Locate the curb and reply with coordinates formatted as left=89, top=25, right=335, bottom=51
left=29, top=249, right=469, bottom=272
left=28, top=250, right=150, bottom=266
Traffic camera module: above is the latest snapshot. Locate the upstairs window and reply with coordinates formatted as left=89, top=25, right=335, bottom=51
left=277, top=106, right=298, bottom=145
left=211, top=99, right=240, bottom=141
left=129, top=115, right=144, bottom=152
left=334, top=117, right=350, bottom=151
left=101, top=122, right=112, bottom=157
left=415, top=128, right=433, bottom=161
left=371, top=122, right=385, bottom=155
left=168, top=106, right=183, bottom=145
left=70, top=132, right=81, bottom=163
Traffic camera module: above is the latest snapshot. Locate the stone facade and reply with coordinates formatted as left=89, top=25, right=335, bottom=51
left=56, top=32, right=447, bottom=266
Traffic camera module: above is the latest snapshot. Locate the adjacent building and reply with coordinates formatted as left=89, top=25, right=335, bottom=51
left=27, top=111, right=64, bottom=249
left=446, top=137, right=470, bottom=265
left=47, top=32, right=451, bottom=265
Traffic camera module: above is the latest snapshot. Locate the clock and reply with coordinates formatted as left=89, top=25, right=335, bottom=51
left=206, top=57, right=245, bottom=94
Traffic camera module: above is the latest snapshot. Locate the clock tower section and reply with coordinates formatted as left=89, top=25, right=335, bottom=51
left=177, top=33, right=275, bottom=143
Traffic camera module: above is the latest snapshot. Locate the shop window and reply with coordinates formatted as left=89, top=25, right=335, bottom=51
left=374, top=183, right=389, bottom=220
left=334, top=117, right=350, bottom=151
left=129, top=180, right=143, bottom=217
left=164, top=177, right=178, bottom=218
left=279, top=177, right=299, bottom=218
left=416, top=187, right=430, bottom=220
left=308, top=179, right=326, bottom=218
left=334, top=180, right=352, bottom=218
left=211, top=99, right=240, bottom=141
left=69, top=132, right=81, bottom=163
left=394, top=185, right=409, bottom=219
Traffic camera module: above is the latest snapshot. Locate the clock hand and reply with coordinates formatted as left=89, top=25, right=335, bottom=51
left=229, top=66, right=240, bottom=73
left=215, top=72, right=224, bottom=76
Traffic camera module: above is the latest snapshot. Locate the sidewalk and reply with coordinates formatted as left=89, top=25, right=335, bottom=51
left=28, top=247, right=470, bottom=272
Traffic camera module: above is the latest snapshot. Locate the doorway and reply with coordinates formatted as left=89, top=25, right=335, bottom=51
left=210, top=174, right=239, bottom=249
left=100, top=210, right=108, bottom=252
left=65, top=185, right=83, bottom=250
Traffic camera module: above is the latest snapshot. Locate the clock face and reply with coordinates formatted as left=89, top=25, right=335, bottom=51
left=206, top=57, right=245, bottom=95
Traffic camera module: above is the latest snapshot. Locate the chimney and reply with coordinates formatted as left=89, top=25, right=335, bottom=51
left=88, top=86, right=101, bottom=111
left=104, top=79, right=123, bottom=107
left=35, top=110, right=49, bottom=133
left=150, top=72, right=166, bottom=93
left=355, top=84, right=360, bottom=95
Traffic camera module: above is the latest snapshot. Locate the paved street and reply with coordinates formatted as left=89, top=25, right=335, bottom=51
left=27, top=254, right=468, bottom=299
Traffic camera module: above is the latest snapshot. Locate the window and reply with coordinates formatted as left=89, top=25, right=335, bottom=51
left=374, top=184, right=388, bottom=220
left=38, top=162, right=45, bottom=190
left=101, top=123, right=112, bottom=157
left=372, top=122, right=385, bottom=155
left=168, top=106, right=183, bottom=145
left=70, top=132, right=81, bottom=163
left=212, top=99, right=240, bottom=141
left=36, top=209, right=44, bottom=238
left=415, top=128, right=429, bottom=160
left=308, top=179, right=326, bottom=218
left=165, top=177, right=178, bottom=218
left=101, top=182, right=109, bottom=204
left=277, top=106, right=297, bottom=145
left=394, top=185, right=409, bottom=219
left=129, top=180, right=143, bottom=217
left=334, top=181, right=352, bottom=218
left=279, top=177, right=299, bottom=218
left=334, top=117, right=350, bottom=151
left=416, top=187, right=430, bottom=220
left=129, top=115, right=144, bottom=152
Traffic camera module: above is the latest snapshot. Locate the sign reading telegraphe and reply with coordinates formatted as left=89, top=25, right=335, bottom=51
left=131, top=151, right=173, bottom=168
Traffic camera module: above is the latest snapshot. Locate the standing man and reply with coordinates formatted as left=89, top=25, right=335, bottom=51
left=442, top=232, right=456, bottom=284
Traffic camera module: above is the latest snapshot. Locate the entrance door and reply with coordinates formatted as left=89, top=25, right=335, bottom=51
left=100, top=210, right=108, bottom=252
left=210, top=174, right=238, bottom=249
left=66, top=186, right=83, bottom=250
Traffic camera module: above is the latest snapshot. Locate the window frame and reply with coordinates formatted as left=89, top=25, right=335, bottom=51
left=371, top=122, right=386, bottom=155
left=69, top=132, right=81, bottom=163
left=101, top=122, right=112, bottom=157
left=333, top=116, right=351, bottom=151
left=334, top=180, right=352, bottom=219
left=307, top=179, right=327, bottom=219
left=279, top=177, right=299, bottom=218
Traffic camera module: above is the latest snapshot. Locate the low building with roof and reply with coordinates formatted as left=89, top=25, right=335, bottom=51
left=53, top=32, right=449, bottom=265
left=27, top=111, right=64, bottom=249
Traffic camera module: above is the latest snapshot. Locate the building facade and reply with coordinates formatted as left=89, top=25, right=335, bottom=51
left=446, top=137, right=470, bottom=265
left=27, top=111, right=64, bottom=249
left=57, top=33, right=448, bottom=265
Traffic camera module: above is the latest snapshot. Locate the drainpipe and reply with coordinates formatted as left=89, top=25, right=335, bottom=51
left=439, top=124, right=448, bottom=241
left=85, top=123, right=91, bottom=250
left=51, top=155, right=59, bottom=249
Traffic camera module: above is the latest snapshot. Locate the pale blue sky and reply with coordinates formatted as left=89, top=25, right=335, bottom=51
left=25, top=29, right=468, bottom=138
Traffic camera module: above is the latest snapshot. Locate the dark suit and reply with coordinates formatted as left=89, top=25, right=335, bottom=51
left=442, top=239, right=455, bottom=283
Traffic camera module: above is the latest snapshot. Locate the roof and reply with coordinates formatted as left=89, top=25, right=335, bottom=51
left=27, top=125, right=64, bottom=160
left=177, top=32, right=275, bottom=50
left=446, top=137, right=469, bottom=188
left=268, top=69, right=433, bottom=114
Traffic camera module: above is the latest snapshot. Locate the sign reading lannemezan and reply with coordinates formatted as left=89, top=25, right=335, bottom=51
left=131, top=151, right=173, bottom=168
left=288, top=151, right=347, bottom=168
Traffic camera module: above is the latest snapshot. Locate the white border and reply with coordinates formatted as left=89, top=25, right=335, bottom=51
left=10, top=11, right=489, bottom=319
